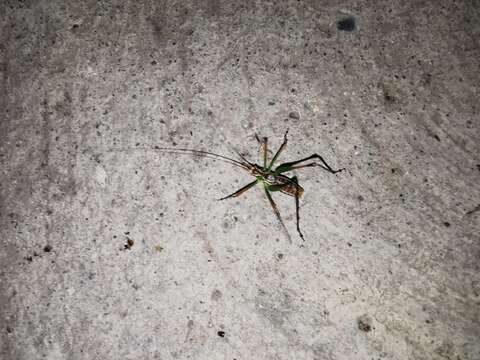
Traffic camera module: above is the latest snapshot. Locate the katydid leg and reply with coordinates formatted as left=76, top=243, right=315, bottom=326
left=262, top=137, right=268, bottom=168
left=218, top=179, right=258, bottom=200
left=255, top=134, right=269, bottom=168
left=291, top=176, right=304, bottom=240
left=264, top=185, right=292, bottom=242
left=275, top=154, right=345, bottom=174
left=282, top=162, right=320, bottom=171
left=267, top=129, right=289, bottom=170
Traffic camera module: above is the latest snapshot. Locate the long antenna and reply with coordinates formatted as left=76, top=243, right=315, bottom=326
left=113, top=146, right=251, bottom=171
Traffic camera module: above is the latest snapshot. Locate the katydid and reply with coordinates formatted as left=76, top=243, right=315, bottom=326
left=154, top=130, right=345, bottom=240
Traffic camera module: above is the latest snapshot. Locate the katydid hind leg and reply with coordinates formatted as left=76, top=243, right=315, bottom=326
left=280, top=162, right=319, bottom=171
left=291, top=176, right=305, bottom=240
left=276, top=153, right=345, bottom=174
left=217, top=179, right=258, bottom=201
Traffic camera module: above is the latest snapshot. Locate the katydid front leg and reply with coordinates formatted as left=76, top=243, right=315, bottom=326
left=267, top=129, right=289, bottom=170
left=218, top=179, right=258, bottom=200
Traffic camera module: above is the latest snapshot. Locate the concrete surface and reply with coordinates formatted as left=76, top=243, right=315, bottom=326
left=1, top=1, right=479, bottom=359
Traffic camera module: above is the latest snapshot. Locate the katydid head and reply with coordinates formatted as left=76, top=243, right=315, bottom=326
left=247, top=163, right=267, bottom=177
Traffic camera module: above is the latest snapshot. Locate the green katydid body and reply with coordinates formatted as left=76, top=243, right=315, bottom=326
left=240, top=163, right=305, bottom=198
left=153, top=130, right=344, bottom=240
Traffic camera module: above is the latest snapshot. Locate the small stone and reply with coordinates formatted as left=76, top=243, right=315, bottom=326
left=124, top=238, right=134, bottom=250
left=337, top=17, right=356, bottom=32
left=357, top=315, right=372, bottom=332
left=288, top=111, right=300, bottom=120
left=154, top=245, right=164, bottom=252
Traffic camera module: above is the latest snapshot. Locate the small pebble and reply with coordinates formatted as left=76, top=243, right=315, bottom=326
left=288, top=111, right=300, bottom=120
left=337, top=17, right=356, bottom=32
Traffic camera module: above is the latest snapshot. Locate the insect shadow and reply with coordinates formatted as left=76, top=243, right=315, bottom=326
left=154, top=130, right=345, bottom=240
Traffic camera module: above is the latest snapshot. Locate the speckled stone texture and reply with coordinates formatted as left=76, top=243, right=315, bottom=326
left=1, top=1, right=479, bottom=359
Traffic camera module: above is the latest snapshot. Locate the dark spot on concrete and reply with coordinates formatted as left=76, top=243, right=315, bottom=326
left=357, top=315, right=372, bottom=332
left=289, top=111, right=300, bottom=120
left=466, top=204, right=480, bottom=216
left=384, top=92, right=395, bottom=103
left=6, top=326, right=13, bottom=333
left=358, top=195, right=364, bottom=201
left=217, top=330, right=225, bottom=337
left=211, top=289, right=222, bottom=301
left=151, top=60, right=157, bottom=65
left=337, top=17, right=356, bottom=32
left=391, top=168, right=396, bottom=173
left=434, top=134, right=441, bottom=141
left=443, top=221, right=450, bottom=227
left=276, top=253, right=284, bottom=260
left=124, top=238, right=134, bottom=250
left=25, top=256, right=33, bottom=262
left=43, top=245, right=52, bottom=253
left=347, top=242, right=352, bottom=247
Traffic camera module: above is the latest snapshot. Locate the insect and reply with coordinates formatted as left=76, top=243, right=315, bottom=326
left=154, top=130, right=345, bottom=240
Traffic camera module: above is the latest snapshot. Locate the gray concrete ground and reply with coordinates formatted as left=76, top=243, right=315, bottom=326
left=1, top=1, right=479, bottom=359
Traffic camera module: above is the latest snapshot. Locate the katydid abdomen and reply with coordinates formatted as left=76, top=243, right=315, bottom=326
left=265, top=174, right=305, bottom=197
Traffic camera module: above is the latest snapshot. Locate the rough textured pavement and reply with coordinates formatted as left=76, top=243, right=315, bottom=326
left=1, top=1, right=479, bottom=359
